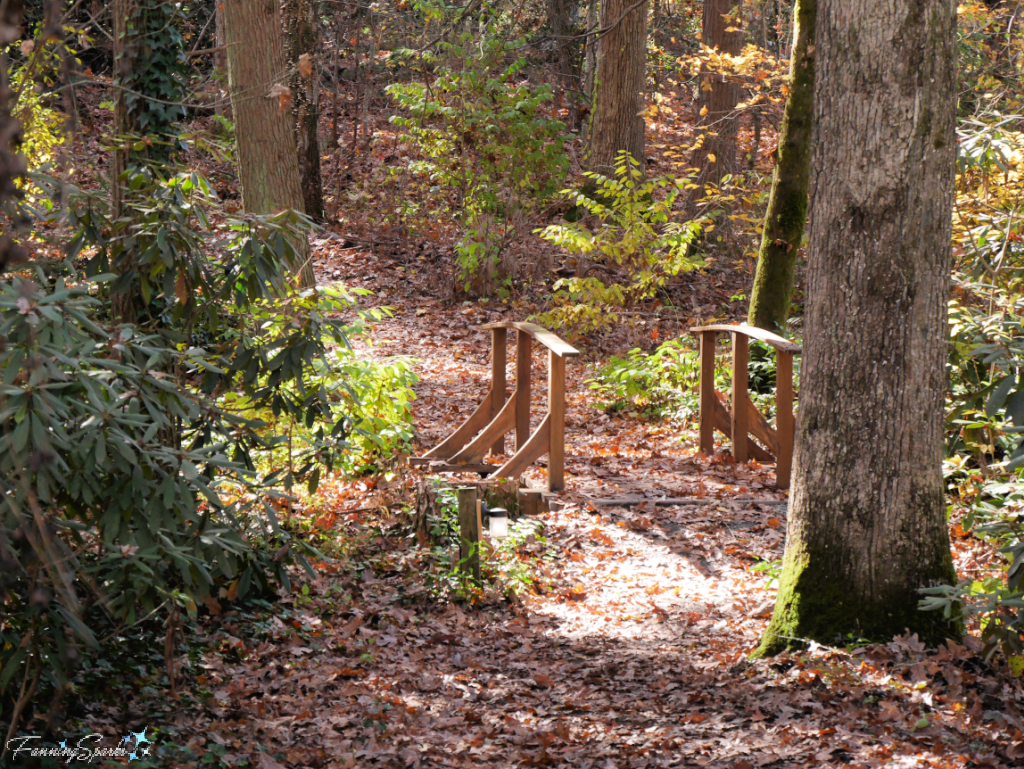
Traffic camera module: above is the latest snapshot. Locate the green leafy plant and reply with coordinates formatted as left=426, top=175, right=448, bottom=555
left=386, top=30, right=568, bottom=294
left=536, top=152, right=706, bottom=335
left=0, top=167, right=417, bottom=732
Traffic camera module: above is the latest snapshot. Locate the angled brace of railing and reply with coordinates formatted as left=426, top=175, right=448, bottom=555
left=690, top=324, right=801, bottom=490
left=410, top=321, right=579, bottom=492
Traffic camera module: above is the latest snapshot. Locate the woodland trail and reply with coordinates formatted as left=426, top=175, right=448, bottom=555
left=68, top=240, right=1021, bottom=768
left=238, top=240, right=1024, bottom=769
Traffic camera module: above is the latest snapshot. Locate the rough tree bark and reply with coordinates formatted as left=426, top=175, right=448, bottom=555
left=691, top=0, right=742, bottom=189
left=582, top=0, right=598, bottom=101
left=587, top=0, right=647, bottom=177
left=753, top=0, right=960, bottom=655
left=0, top=0, right=26, bottom=273
left=214, top=0, right=229, bottom=118
left=746, top=0, right=815, bottom=332
left=223, top=0, right=315, bottom=288
left=547, top=0, right=580, bottom=128
left=284, top=0, right=325, bottom=221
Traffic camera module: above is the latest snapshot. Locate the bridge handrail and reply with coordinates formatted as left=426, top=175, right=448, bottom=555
left=689, top=323, right=801, bottom=355
left=481, top=321, right=580, bottom=358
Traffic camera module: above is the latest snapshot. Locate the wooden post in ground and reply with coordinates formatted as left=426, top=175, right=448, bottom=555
left=699, top=331, right=717, bottom=456
left=548, top=350, right=566, bottom=492
left=457, top=487, right=480, bottom=582
left=775, top=351, right=794, bottom=489
left=490, top=327, right=507, bottom=456
left=516, top=330, right=532, bottom=452
left=731, top=331, right=749, bottom=462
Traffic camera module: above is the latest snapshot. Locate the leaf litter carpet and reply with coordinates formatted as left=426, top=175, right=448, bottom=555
left=80, top=246, right=1024, bottom=768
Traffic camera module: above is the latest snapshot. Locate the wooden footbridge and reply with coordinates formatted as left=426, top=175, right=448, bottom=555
left=411, top=321, right=800, bottom=503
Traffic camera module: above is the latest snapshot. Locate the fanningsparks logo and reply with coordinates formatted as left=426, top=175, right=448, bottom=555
left=6, top=726, right=153, bottom=763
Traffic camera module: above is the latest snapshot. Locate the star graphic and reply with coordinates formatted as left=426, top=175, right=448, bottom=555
left=128, top=750, right=139, bottom=762
left=58, top=741, right=67, bottom=750
left=123, top=735, right=131, bottom=744
left=132, top=727, right=150, bottom=746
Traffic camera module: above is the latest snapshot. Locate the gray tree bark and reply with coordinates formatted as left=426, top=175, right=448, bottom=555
left=587, top=0, right=647, bottom=177
left=223, top=0, right=315, bottom=288
left=690, top=0, right=742, bottom=190
left=284, top=0, right=325, bottom=221
left=755, top=0, right=960, bottom=655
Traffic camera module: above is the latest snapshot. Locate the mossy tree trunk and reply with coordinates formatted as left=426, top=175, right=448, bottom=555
left=753, top=0, right=960, bottom=656
left=223, top=0, right=315, bottom=288
left=690, top=0, right=742, bottom=190
left=746, top=0, right=814, bottom=333
left=587, top=0, right=647, bottom=177
left=284, top=0, right=325, bottom=221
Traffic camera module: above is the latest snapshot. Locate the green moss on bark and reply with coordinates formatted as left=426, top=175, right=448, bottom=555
left=747, top=0, right=816, bottom=333
left=752, top=529, right=960, bottom=658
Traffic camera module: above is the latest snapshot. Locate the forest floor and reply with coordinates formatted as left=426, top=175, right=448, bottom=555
left=67, top=237, right=1024, bottom=769
left=45, top=83, right=1024, bottom=768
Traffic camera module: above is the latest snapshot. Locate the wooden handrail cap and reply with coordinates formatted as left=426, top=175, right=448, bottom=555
left=481, top=321, right=580, bottom=357
left=690, top=323, right=802, bottom=355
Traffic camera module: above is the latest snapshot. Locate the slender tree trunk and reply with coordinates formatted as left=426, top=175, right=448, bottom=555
left=223, top=0, right=315, bottom=288
left=753, top=0, right=960, bottom=656
left=214, top=0, right=229, bottom=118
left=583, top=0, right=599, bottom=101
left=746, top=0, right=814, bottom=333
left=691, top=0, right=742, bottom=189
left=284, top=0, right=325, bottom=221
left=547, top=0, right=579, bottom=127
left=111, top=0, right=138, bottom=322
left=0, top=0, right=26, bottom=272
left=587, top=0, right=647, bottom=177
left=111, top=0, right=136, bottom=222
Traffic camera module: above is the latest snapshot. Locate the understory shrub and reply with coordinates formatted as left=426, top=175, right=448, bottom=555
left=0, top=168, right=416, bottom=727
left=386, top=30, right=568, bottom=295
left=536, top=152, right=707, bottom=336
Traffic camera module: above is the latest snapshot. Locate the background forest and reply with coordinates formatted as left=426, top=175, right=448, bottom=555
left=3, top=0, right=1024, bottom=766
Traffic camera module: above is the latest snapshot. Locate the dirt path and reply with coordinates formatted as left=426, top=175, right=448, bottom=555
left=295, top=243, right=1023, bottom=768
left=101, top=242, right=1022, bottom=769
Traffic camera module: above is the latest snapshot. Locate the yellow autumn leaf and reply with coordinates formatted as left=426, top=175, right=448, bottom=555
left=699, top=105, right=708, bottom=117
left=708, top=153, right=717, bottom=163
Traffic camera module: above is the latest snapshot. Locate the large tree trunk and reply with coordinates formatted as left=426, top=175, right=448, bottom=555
left=746, top=0, right=814, bottom=333
left=754, top=0, right=960, bottom=656
left=587, top=0, right=647, bottom=177
left=223, top=0, right=315, bottom=288
left=0, top=0, right=26, bottom=273
left=690, top=0, right=742, bottom=189
left=284, top=0, right=325, bottom=221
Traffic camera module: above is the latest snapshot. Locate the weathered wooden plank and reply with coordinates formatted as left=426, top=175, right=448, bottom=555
left=457, top=487, right=480, bottom=582
left=731, top=332, right=749, bottom=463
left=490, top=327, right=507, bottom=455
left=482, top=321, right=580, bottom=357
left=699, top=330, right=717, bottom=456
left=421, top=389, right=494, bottom=460
left=713, top=390, right=772, bottom=463
left=690, top=323, right=802, bottom=355
left=746, top=396, right=780, bottom=458
left=448, top=390, right=518, bottom=464
left=548, top=351, right=565, bottom=492
left=516, top=329, right=532, bottom=453
left=776, top=351, right=795, bottom=490
left=490, top=413, right=552, bottom=480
